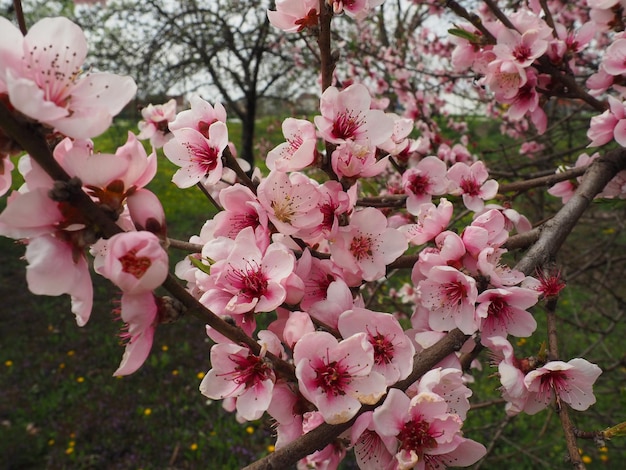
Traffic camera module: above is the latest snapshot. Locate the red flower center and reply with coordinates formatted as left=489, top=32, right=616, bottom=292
left=229, top=352, right=273, bottom=388
left=407, top=173, right=431, bottom=195
left=314, top=359, right=351, bottom=396
left=397, top=417, right=439, bottom=453
left=350, top=235, right=373, bottom=260
left=186, top=140, right=219, bottom=173
left=441, top=281, right=468, bottom=306
left=460, top=176, right=481, bottom=196
left=119, top=249, right=151, bottom=279
left=332, top=111, right=364, bottom=140
left=370, top=331, right=395, bottom=365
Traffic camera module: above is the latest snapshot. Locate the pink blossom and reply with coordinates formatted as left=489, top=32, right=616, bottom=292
left=504, top=68, right=548, bottom=133
left=485, top=59, right=527, bottom=101
left=266, top=118, right=317, bottom=171
left=330, top=207, right=408, bottom=282
left=372, top=389, right=471, bottom=469
left=314, top=83, right=394, bottom=146
left=524, top=358, right=602, bottom=414
left=379, top=113, right=415, bottom=155
left=547, top=179, right=577, bottom=204
left=401, top=198, right=454, bottom=247
left=602, top=38, right=626, bottom=76
left=309, top=278, right=360, bottom=329
left=168, top=95, right=227, bottom=133
left=267, top=383, right=304, bottom=449
left=282, top=311, right=316, bottom=348
left=113, top=291, right=158, bottom=376
left=482, top=336, right=529, bottom=415
left=267, top=0, right=319, bottom=33
left=462, top=209, right=509, bottom=256
left=200, top=227, right=296, bottom=329
left=475, top=246, right=525, bottom=287
left=447, top=160, right=498, bottom=212
left=586, top=67, right=614, bottom=95
left=126, top=188, right=166, bottom=236
left=351, top=412, right=396, bottom=470
left=413, top=231, right=466, bottom=282
left=163, top=122, right=229, bottom=188
left=298, top=252, right=342, bottom=310
left=298, top=180, right=355, bottom=244
left=207, top=183, right=270, bottom=249
left=137, top=98, right=177, bottom=148
left=0, top=184, right=94, bottom=325
left=587, top=96, right=626, bottom=147
left=96, top=231, right=169, bottom=294
left=0, top=17, right=136, bottom=139
left=493, top=28, right=548, bottom=68
left=331, top=139, right=388, bottom=180
left=479, top=204, right=532, bottom=234
left=257, top=170, right=322, bottom=236
left=60, top=133, right=157, bottom=207
left=298, top=411, right=348, bottom=468
left=415, top=368, right=473, bottom=420
left=293, top=331, right=386, bottom=424
left=25, top=234, right=93, bottom=327
left=476, top=287, right=538, bottom=342
left=402, top=156, right=449, bottom=213
left=200, top=339, right=279, bottom=421
left=338, top=308, right=415, bottom=385
left=331, top=0, right=384, bottom=19
left=418, top=265, right=478, bottom=334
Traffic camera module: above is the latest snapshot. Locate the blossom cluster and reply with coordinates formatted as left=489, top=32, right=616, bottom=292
left=0, top=1, right=618, bottom=468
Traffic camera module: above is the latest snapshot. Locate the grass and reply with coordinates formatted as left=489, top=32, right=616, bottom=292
left=1, top=114, right=626, bottom=469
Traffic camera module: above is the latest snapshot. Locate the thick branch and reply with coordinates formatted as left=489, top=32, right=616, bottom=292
left=515, top=148, right=626, bottom=274
left=498, top=166, right=588, bottom=194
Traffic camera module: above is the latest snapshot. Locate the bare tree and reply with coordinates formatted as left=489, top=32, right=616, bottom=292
left=75, top=0, right=314, bottom=167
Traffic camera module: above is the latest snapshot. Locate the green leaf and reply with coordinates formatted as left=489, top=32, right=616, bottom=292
left=448, top=28, right=479, bottom=43
left=189, top=256, right=212, bottom=275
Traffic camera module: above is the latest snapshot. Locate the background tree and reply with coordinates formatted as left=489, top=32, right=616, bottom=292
left=0, top=0, right=316, bottom=167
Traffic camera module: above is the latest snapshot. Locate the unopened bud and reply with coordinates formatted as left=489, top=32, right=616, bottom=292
left=604, top=421, right=626, bottom=440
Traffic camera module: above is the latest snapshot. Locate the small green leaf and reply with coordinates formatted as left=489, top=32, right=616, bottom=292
left=604, top=421, right=626, bottom=439
left=448, top=28, right=479, bottom=43
left=189, top=256, right=212, bottom=275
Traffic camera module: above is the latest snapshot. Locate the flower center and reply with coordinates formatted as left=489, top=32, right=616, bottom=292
left=294, top=8, right=319, bottom=32
left=487, top=296, right=512, bottom=327
left=441, top=281, right=468, bottom=306
left=332, top=111, right=364, bottom=140
left=397, top=417, right=439, bottom=453
left=538, top=370, right=569, bottom=399
left=370, top=331, right=395, bottom=365
left=271, top=196, right=295, bottom=224
left=320, top=199, right=338, bottom=231
left=350, top=235, right=373, bottom=261
left=407, top=173, right=431, bottom=195
left=119, top=249, right=152, bottom=279
left=313, top=358, right=351, bottom=396
left=229, top=352, right=273, bottom=388
left=227, top=261, right=269, bottom=301
left=460, top=176, right=481, bottom=196
left=513, top=44, right=532, bottom=63
left=185, top=140, right=219, bottom=173
left=198, top=119, right=218, bottom=139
